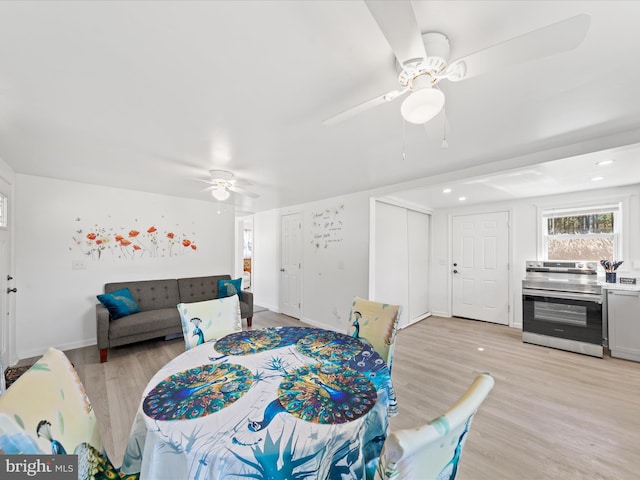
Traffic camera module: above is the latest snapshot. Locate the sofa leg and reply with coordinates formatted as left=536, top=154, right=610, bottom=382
left=247, top=317, right=253, bottom=328
left=99, top=349, right=108, bottom=363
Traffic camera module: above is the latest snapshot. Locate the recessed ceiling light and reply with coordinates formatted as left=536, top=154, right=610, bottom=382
left=443, top=188, right=452, bottom=194
left=458, top=196, right=466, bottom=201
left=592, top=176, right=604, bottom=181
left=596, top=160, right=614, bottom=166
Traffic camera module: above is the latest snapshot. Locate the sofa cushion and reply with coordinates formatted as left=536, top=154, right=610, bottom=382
left=97, top=287, right=141, bottom=319
left=177, top=275, right=230, bottom=303
left=105, top=279, right=180, bottom=311
left=218, top=277, right=243, bottom=300
left=108, top=308, right=179, bottom=339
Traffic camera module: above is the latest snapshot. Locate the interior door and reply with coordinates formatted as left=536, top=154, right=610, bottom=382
left=452, top=211, right=509, bottom=325
left=408, top=209, right=430, bottom=324
left=280, top=213, right=301, bottom=318
left=0, top=176, right=13, bottom=372
left=374, top=202, right=409, bottom=327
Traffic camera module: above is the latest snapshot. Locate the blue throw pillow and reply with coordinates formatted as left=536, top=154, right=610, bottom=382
left=218, top=278, right=242, bottom=301
left=97, top=287, right=141, bottom=319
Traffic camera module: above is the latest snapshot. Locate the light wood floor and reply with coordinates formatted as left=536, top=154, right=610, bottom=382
left=41, top=312, right=640, bottom=479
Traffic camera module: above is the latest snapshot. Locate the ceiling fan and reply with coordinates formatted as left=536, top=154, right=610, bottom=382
left=199, top=170, right=259, bottom=202
left=324, top=1, right=590, bottom=126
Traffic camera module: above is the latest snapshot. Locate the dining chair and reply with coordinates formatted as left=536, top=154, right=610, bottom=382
left=177, top=294, right=242, bottom=350
left=348, top=297, right=401, bottom=370
left=0, top=347, right=139, bottom=479
left=375, top=373, right=495, bottom=480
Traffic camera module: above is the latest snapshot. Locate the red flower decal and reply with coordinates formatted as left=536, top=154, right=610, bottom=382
left=167, top=232, right=175, bottom=239
left=114, top=235, right=124, bottom=242
left=120, top=239, right=132, bottom=247
left=191, top=244, right=197, bottom=250
left=129, top=230, right=140, bottom=237
left=86, top=233, right=97, bottom=240
left=133, top=245, right=141, bottom=250
left=96, top=239, right=103, bottom=245
left=147, top=226, right=157, bottom=233
left=182, top=239, right=191, bottom=247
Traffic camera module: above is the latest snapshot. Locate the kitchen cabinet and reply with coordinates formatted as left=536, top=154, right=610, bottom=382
left=606, top=287, right=640, bottom=362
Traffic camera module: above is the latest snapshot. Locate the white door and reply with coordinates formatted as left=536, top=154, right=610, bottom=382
left=374, top=202, right=409, bottom=327
left=452, top=211, right=509, bottom=325
left=0, top=176, right=13, bottom=371
left=280, top=213, right=301, bottom=318
left=408, top=210, right=430, bottom=324
left=373, top=202, right=431, bottom=328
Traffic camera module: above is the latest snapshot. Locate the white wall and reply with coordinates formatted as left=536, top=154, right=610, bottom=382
left=14, top=174, right=235, bottom=359
left=430, top=184, right=640, bottom=328
left=253, top=191, right=370, bottom=332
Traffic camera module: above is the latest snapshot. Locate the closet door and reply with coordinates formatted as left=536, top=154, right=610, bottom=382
left=374, top=202, right=409, bottom=327
left=408, top=210, right=430, bottom=324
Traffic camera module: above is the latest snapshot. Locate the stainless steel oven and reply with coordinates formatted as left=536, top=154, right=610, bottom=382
left=522, top=260, right=604, bottom=357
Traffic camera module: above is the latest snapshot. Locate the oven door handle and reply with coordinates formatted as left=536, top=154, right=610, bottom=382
left=522, top=288, right=602, bottom=304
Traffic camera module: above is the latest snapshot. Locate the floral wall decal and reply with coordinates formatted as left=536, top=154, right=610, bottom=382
left=71, top=217, right=199, bottom=261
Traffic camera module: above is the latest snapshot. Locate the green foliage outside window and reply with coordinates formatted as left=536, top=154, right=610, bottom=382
left=547, top=213, right=613, bottom=235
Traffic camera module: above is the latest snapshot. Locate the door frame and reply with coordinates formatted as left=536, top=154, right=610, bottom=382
left=449, top=208, right=513, bottom=327
left=0, top=173, right=14, bottom=368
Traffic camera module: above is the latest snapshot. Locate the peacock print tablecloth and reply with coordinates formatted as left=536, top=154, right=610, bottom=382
left=121, top=326, right=397, bottom=480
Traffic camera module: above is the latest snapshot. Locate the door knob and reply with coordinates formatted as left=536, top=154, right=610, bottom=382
left=453, top=263, right=458, bottom=267
left=6, top=287, right=17, bottom=293
left=280, top=268, right=285, bottom=272
left=6, top=275, right=13, bottom=281
left=453, top=270, right=458, bottom=274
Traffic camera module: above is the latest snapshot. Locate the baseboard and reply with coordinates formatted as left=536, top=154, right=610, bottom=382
left=17, top=338, right=97, bottom=363
left=258, top=303, right=280, bottom=313
left=399, top=312, right=432, bottom=329
left=299, top=316, right=349, bottom=335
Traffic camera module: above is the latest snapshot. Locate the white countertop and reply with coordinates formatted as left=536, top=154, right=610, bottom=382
left=600, top=281, right=640, bottom=291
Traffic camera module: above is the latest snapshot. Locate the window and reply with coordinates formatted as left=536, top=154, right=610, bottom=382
left=541, top=204, right=620, bottom=261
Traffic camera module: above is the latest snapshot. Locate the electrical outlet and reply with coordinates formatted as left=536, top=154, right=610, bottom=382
left=72, top=259, right=87, bottom=270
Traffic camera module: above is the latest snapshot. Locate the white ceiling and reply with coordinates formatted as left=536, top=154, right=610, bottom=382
left=1, top=1, right=640, bottom=214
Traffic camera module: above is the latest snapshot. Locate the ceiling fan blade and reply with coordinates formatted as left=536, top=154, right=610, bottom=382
left=194, top=178, right=216, bottom=186
left=323, top=89, right=407, bottom=126
left=364, top=0, right=427, bottom=67
left=229, top=185, right=260, bottom=199
left=447, top=14, right=591, bottom=82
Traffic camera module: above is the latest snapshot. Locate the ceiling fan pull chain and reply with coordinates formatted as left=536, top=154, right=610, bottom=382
left=402, top=117, right=406, bottom=161
left=441, top=104, right=449, bottom=149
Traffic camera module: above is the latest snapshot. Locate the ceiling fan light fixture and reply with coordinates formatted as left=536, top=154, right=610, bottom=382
left=400, top=87, right=445, bottom=124
left=211, top=187, right=230, bottom=201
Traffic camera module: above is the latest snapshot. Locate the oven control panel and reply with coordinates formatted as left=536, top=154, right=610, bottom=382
left=525, top=260, right=598, bottom=273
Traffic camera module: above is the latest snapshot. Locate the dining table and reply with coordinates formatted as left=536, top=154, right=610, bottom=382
left=121, top=326, right=397, bottom=480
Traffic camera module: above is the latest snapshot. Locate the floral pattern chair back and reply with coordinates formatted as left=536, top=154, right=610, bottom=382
left=375, top=373, right=495, bottom=480
left=0, top=347, right=139, bottom=479
left=177, top=294, right=243, bottom=351
left=348, top=297, right=401, bottom=370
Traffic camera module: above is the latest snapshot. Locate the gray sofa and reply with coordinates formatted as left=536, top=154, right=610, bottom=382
left=96, top=274, right=253, bottom=362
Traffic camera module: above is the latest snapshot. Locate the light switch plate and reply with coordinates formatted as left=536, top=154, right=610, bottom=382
left=72, top=259, right=87, bottom=270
